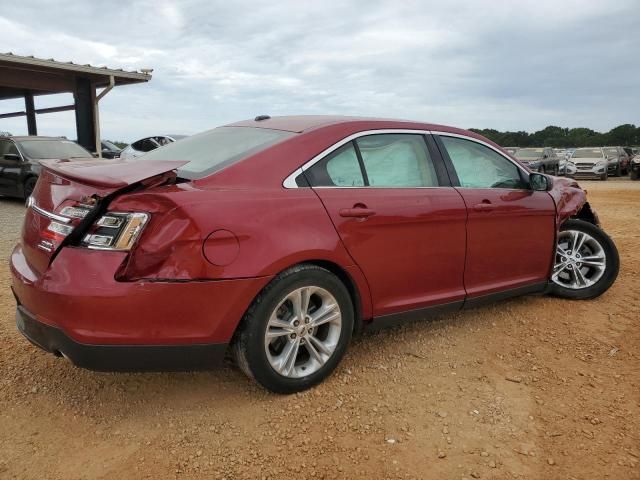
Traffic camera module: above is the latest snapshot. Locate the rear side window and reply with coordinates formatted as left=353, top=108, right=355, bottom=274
left=305, top=134, right=439, bottom=188
left=440, top=136, right=527, bottom=189
left=356, top=134, right=438, bottom=187
left=139, top=127, right=294, bottom=179
left=305, top=143, right=365, bottom=187
left=132, top=138, right=159, bottom=152
left=0, top=139, right=18, bottom=156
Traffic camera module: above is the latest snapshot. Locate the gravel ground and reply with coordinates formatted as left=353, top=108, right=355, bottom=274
left=0, top=179, right=638, bottom=480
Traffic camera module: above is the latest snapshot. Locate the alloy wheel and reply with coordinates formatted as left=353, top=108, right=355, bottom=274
left=552, top=230, right=607, bottom=289
left=264, top=286, right=342, bottom=378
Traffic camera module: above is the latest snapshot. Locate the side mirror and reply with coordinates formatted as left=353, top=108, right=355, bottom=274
left=3, top=153, right=21, bottom=161
left=530, top=172, right=550, bottom=191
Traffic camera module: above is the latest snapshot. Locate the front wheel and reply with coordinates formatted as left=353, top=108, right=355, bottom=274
left=232, top=264, right=354, bottom=393
left=550, top=219, right=619, bottom=300
left=23, top=177, right=37, bottom=199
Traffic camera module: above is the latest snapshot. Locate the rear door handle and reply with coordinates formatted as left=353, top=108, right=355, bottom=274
left=472, top=201, right=496, bottom=212
left=339, top=207, right=376, bottom=218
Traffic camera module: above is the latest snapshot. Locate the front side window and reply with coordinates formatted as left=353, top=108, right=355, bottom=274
left=355, top=134, right=438, bottom=187
left=440, top=136, right=526, bottom=189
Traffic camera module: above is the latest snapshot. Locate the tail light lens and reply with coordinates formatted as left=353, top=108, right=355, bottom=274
left=81, top=212, right=149, bottom=250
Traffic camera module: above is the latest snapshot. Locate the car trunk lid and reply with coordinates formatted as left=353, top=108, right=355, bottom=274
left=21, top=159, right=187, bottom=277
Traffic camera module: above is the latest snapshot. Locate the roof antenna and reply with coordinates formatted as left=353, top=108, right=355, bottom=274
left=254, top=115, right=271, bottom=121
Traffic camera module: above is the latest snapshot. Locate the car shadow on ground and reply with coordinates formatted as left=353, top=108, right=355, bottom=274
left=16, top=294, right=549, bottom=415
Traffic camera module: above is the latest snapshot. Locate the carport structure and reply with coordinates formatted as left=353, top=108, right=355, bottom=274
left=0, top=52, right=152, bottom=154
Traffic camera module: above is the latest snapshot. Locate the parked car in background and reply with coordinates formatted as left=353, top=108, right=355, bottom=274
left=0, top=135, right=93, bottom=199
left=514, top=147, right=560, bottom=174
left=630, top=150, right=640, bottom=180
left=119, top=135, right=187, bottom=160
left=504, top=146, right=519, bottom=155
left=11, top=116, right=619, bottom=393
left=566, top=147, right=608, bottom=180
left=100, top=140, right=122, bottom=159
left=602, top=146, right=629, bottom=176
left=554, top=149, right=570, bottom=175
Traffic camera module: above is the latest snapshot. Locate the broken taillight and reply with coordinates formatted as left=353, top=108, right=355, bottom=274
left=81, top=212, right=149, bottom=250
left=27, top=198, right=149, bottom=253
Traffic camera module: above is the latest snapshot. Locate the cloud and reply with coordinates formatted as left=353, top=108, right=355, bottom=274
left=0, top=0, right=638, bottom=142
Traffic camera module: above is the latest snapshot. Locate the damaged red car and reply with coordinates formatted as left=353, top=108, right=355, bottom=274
left=11, top=116, right=619, bottom=393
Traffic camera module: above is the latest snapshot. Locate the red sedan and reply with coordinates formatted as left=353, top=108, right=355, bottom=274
left=10, top=116, right=619, bottom=393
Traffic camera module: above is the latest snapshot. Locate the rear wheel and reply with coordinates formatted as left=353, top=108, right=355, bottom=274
left=232, top=264, right=354, bottom=393
left=600, top=171, right=608, bottom=181
left=550, top=219, right=619, bottom=300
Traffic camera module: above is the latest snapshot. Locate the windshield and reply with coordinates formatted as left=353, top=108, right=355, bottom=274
left=137, top=127, right=295, bottom=179
left=515, top=148, right=544, bottom=159
left=18, top=139, right=93, bottom=159
left=572, top=148, right=603, bottom=159
left=603, top=148, right=618, bottom=156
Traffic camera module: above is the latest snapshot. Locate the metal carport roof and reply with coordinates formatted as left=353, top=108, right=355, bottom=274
left=0, top=52, right=152, bottom=154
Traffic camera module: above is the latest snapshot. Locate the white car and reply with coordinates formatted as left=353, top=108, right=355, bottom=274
left=566, top=148, right=608, bottom=180
left=119, top=135, right=187, bottom=160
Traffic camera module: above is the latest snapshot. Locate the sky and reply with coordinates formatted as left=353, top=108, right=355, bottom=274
left=1, top=0, right=639, bottom=142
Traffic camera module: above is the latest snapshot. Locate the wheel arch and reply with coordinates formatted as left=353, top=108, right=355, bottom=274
left=303, top=259, right=367, bottom=335
left=22, top=174, right=39, bottom=198
left=570, top=201, right=599, bottom=227
left=231, top=259, right=369, bottom=342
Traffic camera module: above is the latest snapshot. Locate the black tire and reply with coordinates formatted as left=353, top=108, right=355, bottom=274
left=23, top=177, right=37, bottom=199
left=631, top=169, right=639, bottom=181
left=232, top=264, right=354, bottom=393
left=613, top=163, right=621, bottom=177
left=550, top=219, right=619, bottom=300
left=600, top=171, right=608, bottom=181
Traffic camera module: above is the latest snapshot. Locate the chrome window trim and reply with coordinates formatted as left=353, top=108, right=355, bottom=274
left=282, top=129, right=433, bottom=188
left=27, top=197, right=71, bottom=224
left=431, top=131, right=530, bottom=178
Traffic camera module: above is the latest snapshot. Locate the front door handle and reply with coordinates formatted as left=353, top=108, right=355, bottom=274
left=339, top=207, right=376, bottom=218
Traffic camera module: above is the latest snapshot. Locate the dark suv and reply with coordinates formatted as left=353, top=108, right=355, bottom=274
left=514, top=147, right=560, bottom=174
left=602, top=146, right=630, bottom=176
left=0, top=136, right=94, bottom=199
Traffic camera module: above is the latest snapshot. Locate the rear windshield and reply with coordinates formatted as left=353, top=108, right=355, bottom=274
left=18, top=139, right=93, bottom=159
left=137, top=127, right=294, bottom=179
left=515, top=148, right=544, bottom=159
left=572, top=148, right=603, bottom=158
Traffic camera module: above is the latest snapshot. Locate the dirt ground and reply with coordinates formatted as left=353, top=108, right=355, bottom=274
left=0, top=179, right=638, bottom=480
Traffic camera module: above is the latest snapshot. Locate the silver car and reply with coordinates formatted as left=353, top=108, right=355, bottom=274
left=119, top=135, right=187, bottom=160
left=566, top=148, right=608, bottom=180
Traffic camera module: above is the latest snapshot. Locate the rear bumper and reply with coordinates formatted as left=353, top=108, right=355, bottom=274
left=16, top=305, right=227, bottom=371
left=10, top=244, right=272, bottom=360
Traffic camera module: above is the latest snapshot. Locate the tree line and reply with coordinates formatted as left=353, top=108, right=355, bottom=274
left=469, top=124, right=639, bottom=148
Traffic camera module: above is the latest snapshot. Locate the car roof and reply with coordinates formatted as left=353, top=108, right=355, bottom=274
left=3, top=136, right=71, bottom=141
left=226, top=115, right=472, bottom=135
